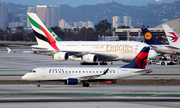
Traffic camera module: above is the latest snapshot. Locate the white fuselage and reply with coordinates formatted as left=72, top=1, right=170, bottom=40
left=152, top=45, right=180, bottom=54
left=32, top=41, right=157, bottom=60
left=22, top=67, right=145, bottom=81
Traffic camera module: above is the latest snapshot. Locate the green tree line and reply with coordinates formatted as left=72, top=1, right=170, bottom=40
left=0, top=20, right=112, bottom=41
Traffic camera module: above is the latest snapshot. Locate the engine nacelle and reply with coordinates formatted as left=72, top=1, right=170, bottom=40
left=53, top=52, right=69, bottom=61
left=82, top=54, right=98, bottom=63
left=67, top=78, right=78, bottom=85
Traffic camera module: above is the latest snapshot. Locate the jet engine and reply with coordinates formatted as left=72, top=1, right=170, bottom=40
left=67, top=78, right=78, bottom=85
left=82, top=54, right=98, bottom=63
left=53, top=52, right=69, bottom=61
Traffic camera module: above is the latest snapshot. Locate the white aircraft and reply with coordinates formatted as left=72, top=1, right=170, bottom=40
left=27, top=13, right=157, bottom=65
left=141, top=28, right=180, bottom=54
left=22, top=47, right=152, bottom=87
left=163, top=24, right=180, bottom=50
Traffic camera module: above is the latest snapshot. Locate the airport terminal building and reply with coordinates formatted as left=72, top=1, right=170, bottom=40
left=113, top=18, right=180, bottom=44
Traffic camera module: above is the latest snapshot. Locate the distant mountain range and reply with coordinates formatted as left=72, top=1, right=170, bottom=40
left=60, top=1, right=180, bottom=27
left=1, top=1, right=180, bottom=28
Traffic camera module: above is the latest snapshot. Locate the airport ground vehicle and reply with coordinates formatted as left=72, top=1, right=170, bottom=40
left=156, top=60, right=178, bottom=65
left=147, top=59, right=157, bottom=65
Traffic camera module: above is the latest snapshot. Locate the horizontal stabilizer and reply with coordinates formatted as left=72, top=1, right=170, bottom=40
left=7, top=47, right=12, bottom=53
left=134, top=69, right=152, bottom=74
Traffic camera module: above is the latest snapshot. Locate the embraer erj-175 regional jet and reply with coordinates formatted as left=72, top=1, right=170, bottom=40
left=163, top=24, right=180, bottom=50
left=27, top=13, right=157, bottom=65
left=22, top=47, right=152, bottom=87
left=141, top=28, right=180, bottom=54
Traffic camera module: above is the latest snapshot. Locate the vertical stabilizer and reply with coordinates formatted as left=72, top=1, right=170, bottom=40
left=47, top=28, right=62, bottom=42
left=121, top=47, right=150, bottom=69
left=141, top=28, right=163, bottom=45
left=27, top=13, right=59, bottom=50
left=163, top=24, right=180, bottom=48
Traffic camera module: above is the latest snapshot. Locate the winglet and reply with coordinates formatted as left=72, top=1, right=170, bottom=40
left=102, top=68, right=109, bottom=75
left=121, top=47, right=150, bottom=69
left=141, top=28, right=163, bottom=45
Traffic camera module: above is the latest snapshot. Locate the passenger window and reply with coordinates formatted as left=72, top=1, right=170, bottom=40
left=96, top=71, right=98, bottom=73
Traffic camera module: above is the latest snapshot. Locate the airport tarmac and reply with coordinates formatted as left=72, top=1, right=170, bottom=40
left=1, top=49, right=180, bottom=107
left=0, top=85, right=180, bottom=107
left=0, top=49, right=180, bottom=80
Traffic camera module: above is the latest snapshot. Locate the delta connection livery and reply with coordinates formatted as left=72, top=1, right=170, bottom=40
left=28, top=13, right=157, bottom=64
left=22, top=47, right=152, bottom=87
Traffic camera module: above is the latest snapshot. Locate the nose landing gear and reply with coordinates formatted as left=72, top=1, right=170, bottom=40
left=37, top=81, right=41, bottom=87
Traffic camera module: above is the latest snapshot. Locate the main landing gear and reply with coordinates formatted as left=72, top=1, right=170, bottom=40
left=100, top=62, right=107, bottom=65
left=80, top=62, right=98, bottom=65
left=37, top=81, right=41, bottom=87
left=83, top=82, right=89, bottom=87
left=80, top=62, right=108, bottom=65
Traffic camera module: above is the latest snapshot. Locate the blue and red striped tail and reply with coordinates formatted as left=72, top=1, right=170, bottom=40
left=121, top=47, right=150, bottom=69
left=141, top=28, right=163, bottom=45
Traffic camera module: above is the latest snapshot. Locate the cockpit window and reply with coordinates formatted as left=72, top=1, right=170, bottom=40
left=29, top=70, right=36, bottom=73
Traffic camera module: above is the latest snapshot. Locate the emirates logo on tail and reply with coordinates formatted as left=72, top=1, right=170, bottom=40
left=39, top=24, right=60, bottom=50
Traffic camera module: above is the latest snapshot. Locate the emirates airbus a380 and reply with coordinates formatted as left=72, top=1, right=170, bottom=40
left=27, top=13, right=157, bottom=65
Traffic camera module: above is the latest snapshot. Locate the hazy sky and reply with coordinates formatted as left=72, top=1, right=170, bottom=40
left=1, top=0, right=177, bottom=7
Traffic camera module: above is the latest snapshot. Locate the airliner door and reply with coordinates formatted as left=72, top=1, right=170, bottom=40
left=117, top=68, right=121, bottom=77
left=41, top=68, right=46, bottom=77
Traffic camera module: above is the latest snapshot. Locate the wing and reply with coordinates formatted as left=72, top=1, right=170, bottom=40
left=62, top=68, right=109, bottom=81
left=35, top=50, right=119, bottom=61
left=165, top=46, right=180, bottom=50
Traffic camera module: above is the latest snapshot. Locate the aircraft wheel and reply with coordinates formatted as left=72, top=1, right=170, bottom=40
left=100, top=62, right=107, bottom=65
left=83, top=82, right=89, bottom=87
left=37, top=84, right=41, bottom=87
left=161, top=62, right=165, bottom=65
left=37, top=81, right=41, bottom=87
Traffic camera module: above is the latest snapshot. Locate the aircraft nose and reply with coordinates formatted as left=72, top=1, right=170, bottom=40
left=148, top=50, right=157, bottom=59
left=21, top=74, right=28, bottom=80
